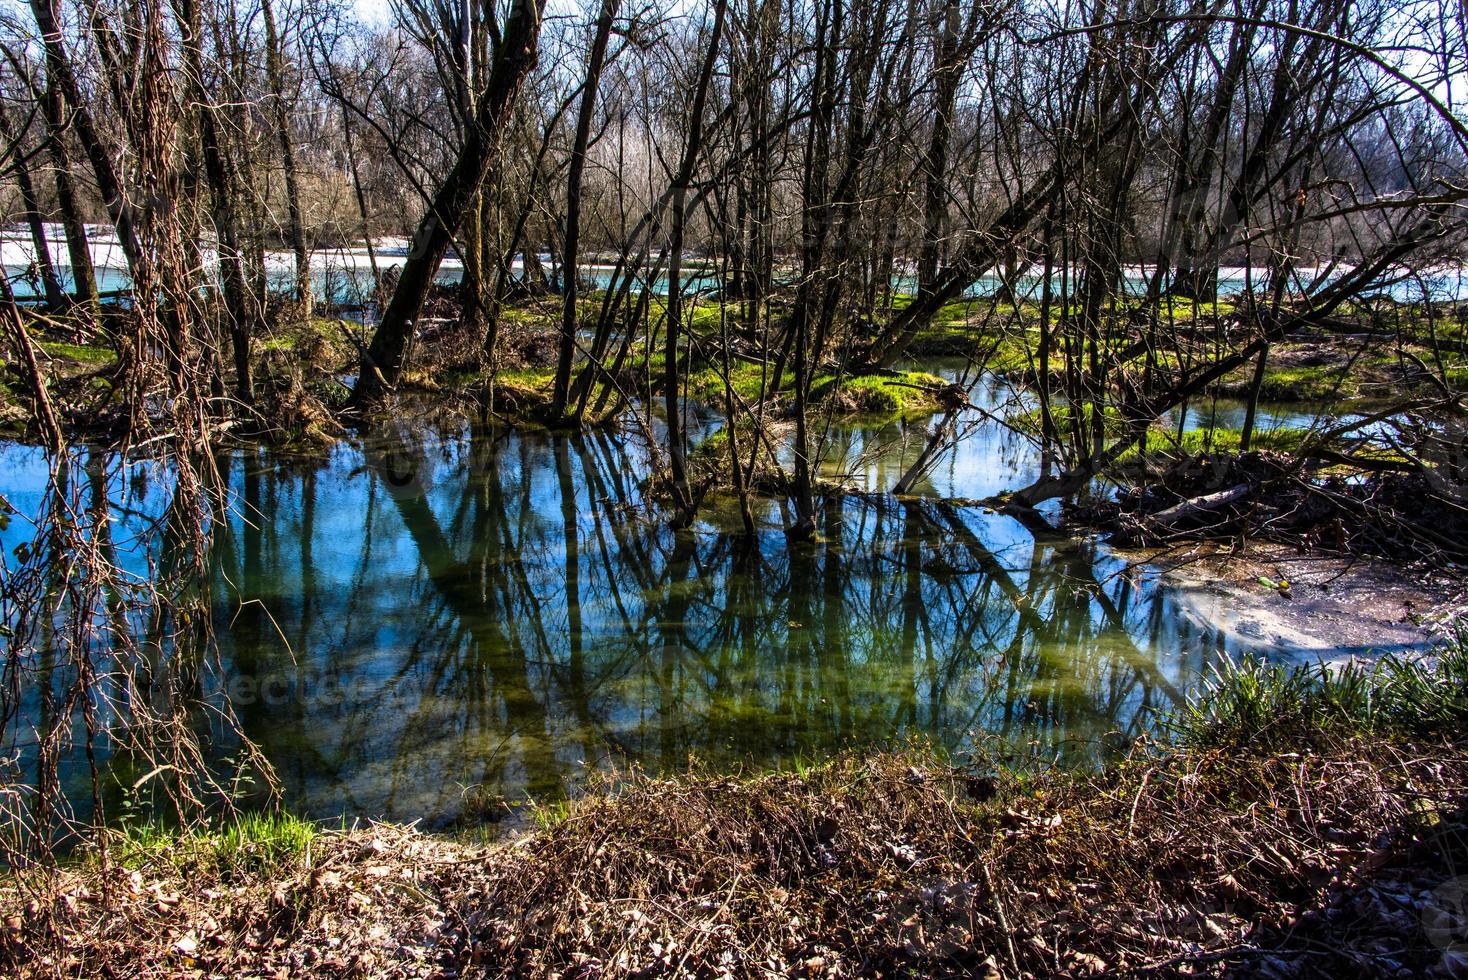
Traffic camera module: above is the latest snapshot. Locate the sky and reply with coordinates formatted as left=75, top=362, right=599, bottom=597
left=349, top=0, right=394, bottom=26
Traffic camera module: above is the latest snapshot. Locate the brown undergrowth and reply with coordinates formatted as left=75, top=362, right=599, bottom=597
left=1083, top=447, right=1468, bottom=568
left=3, top=735, right=1466, bottom=978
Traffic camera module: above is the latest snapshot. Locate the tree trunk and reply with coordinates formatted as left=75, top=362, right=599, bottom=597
left=340, top=102, right=382, bottom=297
left=26, top=68, right=102, bottom=322
left=917, top=0, right=961, bottom=297
left=172, top=0, right=255, bottom=404
left=351, top=0, right=545, bottom=406
left=1239, top=343, right=1269, bottom=451
left=3, top=123, right=68, bottom=312
left=663, top=0, right=730, bottom=526
left=261, top=0, right=312, bottom=316
left=785, top=0, right=838, bottom=542
left=461, top=192, right=486, bottom=336
left=29, top=0, right=144, bottom=277
left=551, top=0, right=619, bottom=419
left=47, top=136, right=99, bottom=319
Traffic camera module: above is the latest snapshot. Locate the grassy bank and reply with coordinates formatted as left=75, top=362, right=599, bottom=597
left=6, top=291, right=1464, bottom=450
left=4, top=633, right=1467, bottom=978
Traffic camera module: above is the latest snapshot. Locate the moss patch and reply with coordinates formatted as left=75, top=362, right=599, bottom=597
left=485, top=367, right=557, bottom=420
left=1218, top=363, right=1358, bottom=402
left=686, top=361, right=776, bottom=407
left=809, top=371, right=946, bottom=416
left=36, top=340, right=115, bottom=366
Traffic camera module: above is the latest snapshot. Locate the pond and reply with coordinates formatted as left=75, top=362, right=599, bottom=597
left=0, top=381, right=1343, bottom=833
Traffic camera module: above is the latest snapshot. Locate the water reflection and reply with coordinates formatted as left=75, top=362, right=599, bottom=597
left=816, top=368, right=1321, bottom=499
left=1, top=369, right=1350, bottom=833
left=202, top=423, right=1234, bottom=827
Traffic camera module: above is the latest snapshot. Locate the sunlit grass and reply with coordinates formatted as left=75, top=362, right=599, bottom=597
left=107, top=811, right=317, bottom=877
left=1169, top=626, right=1468, bottom=750
left=808, top=370, right=946, bottom=415
left=1118, top=425, right=1311, bottom=460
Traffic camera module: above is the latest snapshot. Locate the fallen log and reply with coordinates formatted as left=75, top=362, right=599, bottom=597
left=1146, top=482, right=1254, bottom=528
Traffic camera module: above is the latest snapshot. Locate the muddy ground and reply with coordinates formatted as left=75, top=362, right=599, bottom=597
left=1135, top=541, right=1465, bottom=662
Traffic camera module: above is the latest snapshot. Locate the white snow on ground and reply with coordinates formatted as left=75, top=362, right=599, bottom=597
left=0, top=224, right=509, bottom=302
left=1, top=223, right=130, bottom=270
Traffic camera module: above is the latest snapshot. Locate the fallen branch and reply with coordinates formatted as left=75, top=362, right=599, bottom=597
left=1145, top=482, right=1254, bottom=528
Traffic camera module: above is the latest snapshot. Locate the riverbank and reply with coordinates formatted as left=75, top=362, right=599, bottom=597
left=5, top=645, right=1467, bottom=978
left=1130, top=541, right=1466, bottom=663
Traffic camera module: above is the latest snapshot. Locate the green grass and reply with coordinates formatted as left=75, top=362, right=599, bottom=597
left=907, top=318, right=1037, bottom=364
left=646, top=295, right=726, bottom=334
left=689, top=425, right=733, bottom=462
left=109, top=810, right=317, bottom=876
left=1011, top=403, right=1129, bottom=439
left=1009, top=414, right=1313, bottom=461
left=529, top=797, right=572, bottom=831
left=1120, top=425, right=1311, bottom=460
left=686, top=361, right=774, bottom=406
left=1170, top=626, right=1468, bottom=751
left=684, top=364, right=945, bottom=417
left=1220, top=364, right=1357, bottom=402
left=495, top=366, right=557, bottom=389
left=262, top=317, right=354, bottom=351
left=213, top=811, right=316, bottom=874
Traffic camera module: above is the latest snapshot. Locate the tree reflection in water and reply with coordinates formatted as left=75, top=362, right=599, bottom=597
left=209, top=423, right=1226, bottom=828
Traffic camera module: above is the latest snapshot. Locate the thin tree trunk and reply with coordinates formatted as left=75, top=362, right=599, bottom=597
left=1239, top=344, right=1269, bottom=450
left=29, top=0, right=145, bottom=276
left=22, top=67, right=103, bottom=322
left=261, top=0, right=312, bottom=316
left=917, top=0, right=961, bottom=296
left=461, top=192, right=486, bottom=336
left=456, top=0, right=484, bottom=338
left=663, top=0, right=730, bottom=526
left=172, top=0, right=254, bottom=404
left=48, top=137, right=99, bottom=318
left=3, top=123, right=68, bottom=312
left=552, top=0, right=619, bottom=419
left=785, top=0, right=840, bottom=541
left=340, top=102, right=381, bottom=297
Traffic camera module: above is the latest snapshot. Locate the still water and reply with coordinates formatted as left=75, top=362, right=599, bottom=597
left=0, top=385, right=1328, bottom=829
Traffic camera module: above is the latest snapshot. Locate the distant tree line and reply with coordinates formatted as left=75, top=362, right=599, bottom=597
left=0, top=0, right=1464, bottom=523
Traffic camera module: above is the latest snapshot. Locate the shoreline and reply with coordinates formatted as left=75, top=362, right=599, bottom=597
left=6, top=724, right=1465, bottom=978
